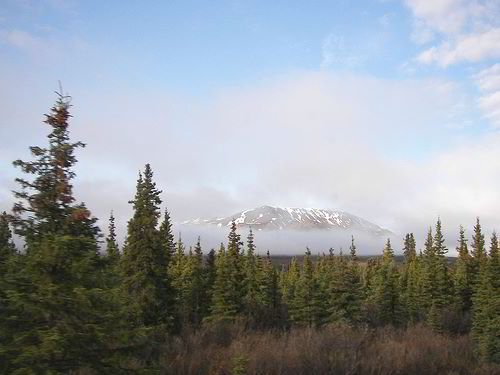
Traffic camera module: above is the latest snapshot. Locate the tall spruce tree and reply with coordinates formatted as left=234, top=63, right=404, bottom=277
left=243, top=228, right=259, bottom=320
left=4, top=92, right=122, bottom=373
left=106, top=211, right=120, bottom=262
left=159, top=209, right=175, bottom=265
left=226, top=220, right=244, bottom=314
left=428, top=218, right=452, bottom=331
left=190, top=237, right=206, bottom=324
left=11, top=92, right=85, bottom=249
left=329, top=244, right=362, bottom=325
left=204, top=248, right=216, bottom=307
left=293, top=247, right=322, bottom=326
left=372, top=239, right=401, bottom=325
left=472, top=232, right=500, bottom=362
left=120, top=164, right=174, bottom=329
left=210, top=243, right=240, bottom=320
left=454, top=225, right=473, bottom=313
left=470, top=217, right=486, bottom=289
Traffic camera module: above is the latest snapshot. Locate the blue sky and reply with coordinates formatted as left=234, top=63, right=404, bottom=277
left=1, top=0, right=500, bottom=250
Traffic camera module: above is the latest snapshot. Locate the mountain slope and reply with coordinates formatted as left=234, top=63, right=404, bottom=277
left=181, top=205, right=391, bottom=236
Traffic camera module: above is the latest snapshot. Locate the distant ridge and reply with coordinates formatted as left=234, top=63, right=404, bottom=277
left=181, top=205, right=392, bottom=237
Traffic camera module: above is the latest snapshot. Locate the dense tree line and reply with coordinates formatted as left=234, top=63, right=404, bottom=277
left=0, top=94, right=500, bottom=373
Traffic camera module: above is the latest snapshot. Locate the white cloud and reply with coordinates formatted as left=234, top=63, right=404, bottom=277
left=475, top=63, right=500, bottom=91
left=473, top=64, right=500, bottom=127
left=405, top=0, right=500, bottom=66
left=0, top=29, right=47, bottom=53
left=320, top=34, right=362, bottom=70
left=2, top=70, right=493, bottom=249
left=478, top=91, right=500, bottom=126
left=417, top=28, right=500, bottom=66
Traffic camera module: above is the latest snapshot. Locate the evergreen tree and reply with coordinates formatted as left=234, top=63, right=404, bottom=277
left=11, top=92, right=85, bottom=249
left=4, top=93, right=123, bottom=373
left=281, top=257, right=300, bottom=322
left=405, top=253, right=423, bottom=322
left=106, top=211, right=120, bottom=262
left=427, top=218, right=452, bottom=331
left=367, top=239, right=401, bottom=325
left=226, top=220, right=244, bottom=314
left=204, top=248, right=216, bottom=307
left=329, top=245, right=362, bottom=325
left=293, top=248, right=322, bottom=326
left=190, top=237, right=206, bottom=324
left=401, top=233, right=417, bottom=320
left=159, top=209, right=175, bottom=265
left=403, top=233, right=416, bottom=262
left=420, top=227, right=436, bottom=315
left=169, top=236, right=187, bottom=324
left=257, top=251, right=281, bottom=326
left=210, top=243, right=240, bottom=320
left=349, top=235, right=357, bottom=262
left=120, top=164, right=174, bottom=329
left=454, top=225, right=473, bottom=313
left=472, top=232, right=500, bottom=362
left=243, top=228, right=259, bottom=320
left=470, top=217, right=486, bottom=289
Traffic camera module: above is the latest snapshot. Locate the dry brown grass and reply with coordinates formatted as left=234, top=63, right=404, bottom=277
left=154, top=322, right=500, bottom=375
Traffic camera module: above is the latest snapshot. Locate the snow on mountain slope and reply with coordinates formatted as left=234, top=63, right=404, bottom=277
left=181, top=205, right=391, bottom=236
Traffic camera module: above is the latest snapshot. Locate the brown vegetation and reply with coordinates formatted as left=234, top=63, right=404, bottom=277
left=129, top=322, right=500, bottom=375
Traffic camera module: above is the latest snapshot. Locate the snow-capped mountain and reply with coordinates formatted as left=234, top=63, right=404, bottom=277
left=181, top=205, right=391, bottom=237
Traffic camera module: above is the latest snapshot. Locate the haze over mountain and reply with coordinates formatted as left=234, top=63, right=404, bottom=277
left=177, top=205, right=393, bottom=255
left=182, top=205, right=391, bottom=236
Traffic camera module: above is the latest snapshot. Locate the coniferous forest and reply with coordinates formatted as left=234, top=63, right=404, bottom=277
left=2, top=94, right=500, bottom=374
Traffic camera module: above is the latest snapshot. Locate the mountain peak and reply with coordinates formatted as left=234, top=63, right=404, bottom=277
left=181, top=206, right=391, bottom=236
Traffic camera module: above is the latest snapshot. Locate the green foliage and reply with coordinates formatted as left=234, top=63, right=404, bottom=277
left=208, top=223, right=246, bottom=322
left=366, top=239, right=401, bottom=325
left=454, top=225, right=473, bottom=313
left=2, top=93, right=125, bottom=373
left=472, top=232, right=500, bottom=362
left=105, top=211, right=120, bottom=262
left=291, top=248, right=324, bottom=326
left=11, top=92, right=86, bottom=248
left=0, top=212, right=16, bottom=266
left=120, top=164, right=174, bottom=329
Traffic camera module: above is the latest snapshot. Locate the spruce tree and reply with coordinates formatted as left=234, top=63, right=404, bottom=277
left=159, top=209, right=175, bottom=265
left=204, top=248, right=216, bottom=307
left=293, top=247, right=322, bottom=326
left=472, top=232, right=500, bottom=362
left=349, top=235, right=357, bottom=262
left=243, top=228, right=259, bottom=320
left=4, top=92, right=122, bottom=373
left=120, top=164, right=174, bottom=329
left=281, top=257, right=300, bottom=322
left=454, top=226, right=472, bottom=313
left=367, top=239, right=401, bottom=325
left=11, top=92, right=85, bottom=249
left=470, top=217, right=486, bottom=290
left=257, top=251, right=281, bottom=326
left=420, top=227, right=436, bottom=314
left=401, top=233, right=417, bottom=321
left=428, top=218, right=452, bottom=331
left=190, top=237, right=206, bottom=324
left=169, top=236, right=187, bottom=324
left=106, top=211, right=120, bottom=262
left=329, top=245, right=362, bottom=325
left=226, top=220, right=244, bottom=314
left=210, top=243, right=239, bottom=320
left=403, top=233, right=416, bottom=262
